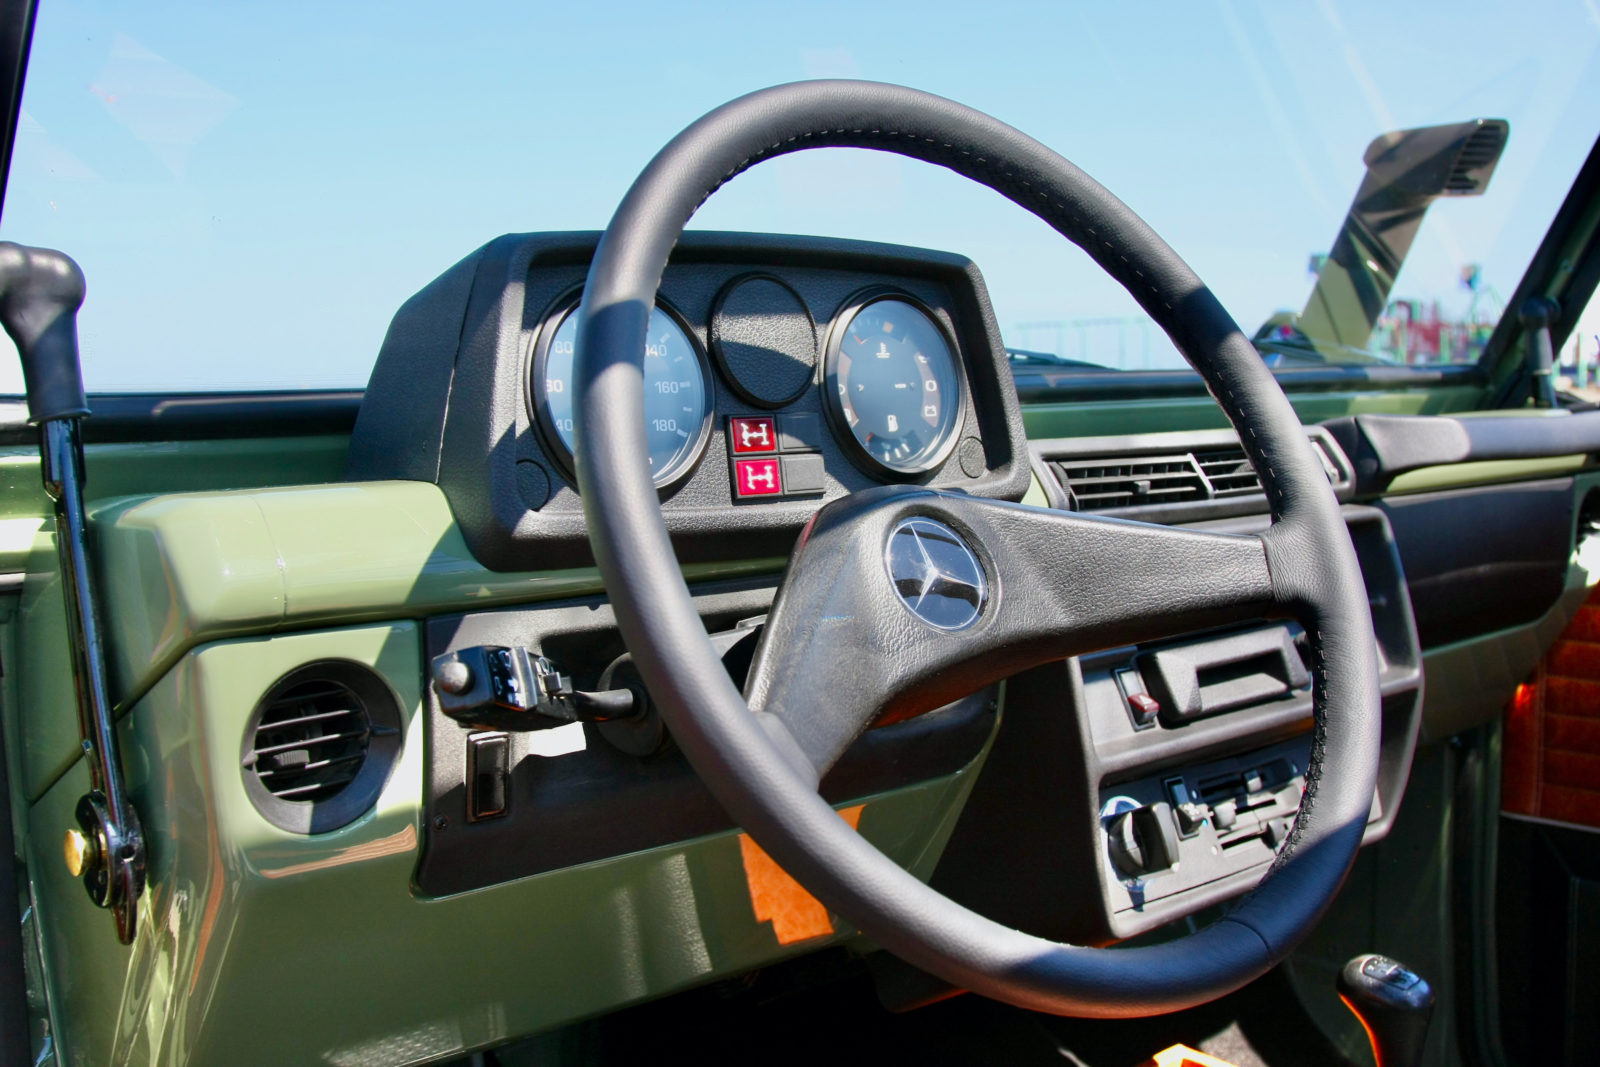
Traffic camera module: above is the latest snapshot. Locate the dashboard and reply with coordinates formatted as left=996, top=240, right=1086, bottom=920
left=338, top=231, right=1430, bottom=939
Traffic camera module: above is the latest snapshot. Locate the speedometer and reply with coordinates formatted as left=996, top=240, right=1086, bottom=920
left=531, top=297, right=713, bottom=489
left=824, top=294, right=965, bottom=476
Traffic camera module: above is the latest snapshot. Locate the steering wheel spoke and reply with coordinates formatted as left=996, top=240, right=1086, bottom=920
left=745, top=487, right=1280, bottom=782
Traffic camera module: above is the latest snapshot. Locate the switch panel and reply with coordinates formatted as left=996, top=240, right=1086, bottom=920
left=727, top=414, right=825, bottom=499
left=1099, top=737, right=1311, bottom=914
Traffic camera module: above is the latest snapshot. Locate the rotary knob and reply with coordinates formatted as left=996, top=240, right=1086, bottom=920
left=1105, top=801, right=1182, bottom=879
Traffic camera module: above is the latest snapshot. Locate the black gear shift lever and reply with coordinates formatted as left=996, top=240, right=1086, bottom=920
left=0, top=243, right=146, bottom=944
left=1338, top=954, right=1435, bottom=1067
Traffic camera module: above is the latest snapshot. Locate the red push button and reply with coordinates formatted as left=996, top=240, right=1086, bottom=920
left=734, top=457, right=782, bottom=498
left=729, top=416, right=777, bottom=454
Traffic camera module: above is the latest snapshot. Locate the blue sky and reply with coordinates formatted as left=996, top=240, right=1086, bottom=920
left=1, top=0, right=1597, bottom=390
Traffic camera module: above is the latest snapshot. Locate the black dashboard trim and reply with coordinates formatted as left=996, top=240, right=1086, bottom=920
left=416, top=577, right=999, bottom=896
left=0, top=390, right=363, bottom=445
left=345, top=231, right=1034, bottom=570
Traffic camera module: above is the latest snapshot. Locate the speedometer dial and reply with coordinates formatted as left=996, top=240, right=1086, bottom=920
left=531, top=298, right=713, bottom=489
left=825, top=295, right=964, bottom=476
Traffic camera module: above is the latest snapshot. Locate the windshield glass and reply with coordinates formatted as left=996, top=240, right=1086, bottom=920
left=1, top=2, right=1596, bottom=390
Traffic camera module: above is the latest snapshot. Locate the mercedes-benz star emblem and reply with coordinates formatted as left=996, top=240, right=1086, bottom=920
left=885, top=517, right=987, bottom=631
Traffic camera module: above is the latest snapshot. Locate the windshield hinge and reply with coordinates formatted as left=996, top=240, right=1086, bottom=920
left=1519, top=296, right=1562, bottom=408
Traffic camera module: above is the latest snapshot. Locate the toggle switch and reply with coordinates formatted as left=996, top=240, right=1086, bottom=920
left=466, top=732, right=510, bottom=821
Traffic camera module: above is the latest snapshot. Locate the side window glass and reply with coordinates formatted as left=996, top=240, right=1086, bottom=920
left=1558, top=289, right=1600, bottom=402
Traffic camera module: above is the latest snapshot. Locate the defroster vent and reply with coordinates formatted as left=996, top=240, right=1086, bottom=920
left=242, top=661, right=403, bottom=834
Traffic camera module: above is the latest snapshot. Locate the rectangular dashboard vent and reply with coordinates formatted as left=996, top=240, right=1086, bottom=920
left=1047, top=454, right=1207, bottom=511
left=1040, top=434, right=1349, bottom=518
left=1193, top=447, right=1261, bottom=498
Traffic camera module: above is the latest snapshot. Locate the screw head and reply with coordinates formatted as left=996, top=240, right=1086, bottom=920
left=62, top=827, right=98, bottom=879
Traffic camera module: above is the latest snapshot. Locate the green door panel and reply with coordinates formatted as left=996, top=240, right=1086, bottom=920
left=27, top=623, right=987, bottom=1065
left=0, top=515, right=44, bottom=573
left=11, top=525, right=83, bottom=803
left=1416, top=470, right=1600, bottom=742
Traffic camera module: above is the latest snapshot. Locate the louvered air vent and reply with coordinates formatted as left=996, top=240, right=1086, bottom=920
left=1445, top=122, right=1508, bottom=194
left=1193, top=447, right=1261, bottom=498
left=247, top=679, right=372, bottom=802
left=242, top=661, right=403, bottom=834
left=1041, top=433, right=1349, bottom=516
left=1046, top=454, right=1207, bottom=511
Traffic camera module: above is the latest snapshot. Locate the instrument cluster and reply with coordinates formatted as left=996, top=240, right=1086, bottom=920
left=525, top=278, right=971, bottom=497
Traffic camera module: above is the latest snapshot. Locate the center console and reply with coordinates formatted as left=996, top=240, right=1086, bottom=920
left=878, top=502, right=1423, bottom=996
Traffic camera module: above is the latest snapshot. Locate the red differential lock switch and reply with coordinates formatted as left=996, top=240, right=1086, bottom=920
left=729, top=416, right=776, bottom=454
left=734, top=457, right=782, bottom=497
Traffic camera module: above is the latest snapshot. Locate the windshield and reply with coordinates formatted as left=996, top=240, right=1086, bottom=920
left=1, top=2, right=1596, bottom=390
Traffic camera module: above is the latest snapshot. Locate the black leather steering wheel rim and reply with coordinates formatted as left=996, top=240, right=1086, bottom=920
left=574, top=80, right=1380, bottom=1017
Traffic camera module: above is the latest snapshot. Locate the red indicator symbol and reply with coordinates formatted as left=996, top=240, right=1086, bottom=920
left=734, top=458, right=782, bottom=497
left=729, top=416, right=777, bottom=454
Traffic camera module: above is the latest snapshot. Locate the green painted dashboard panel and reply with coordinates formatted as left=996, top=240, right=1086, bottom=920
left=5, top=480, right=784, bottom=803
left=27, top=623, right=985, bottom=1065
left=0, top=435, right=365, bottom=800
left=89, top=482, right=785, bottom=711
left=0, top=436, right=352, bottom=522
left=1020, top=384, right=1482, bottom=439
left=1383, top=454, right=1590, bottom=495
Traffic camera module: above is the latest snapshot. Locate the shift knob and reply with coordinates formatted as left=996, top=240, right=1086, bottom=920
left=0, top=242, right=88, bottom=424
left=1337, top=954, right=1435, bottom=1067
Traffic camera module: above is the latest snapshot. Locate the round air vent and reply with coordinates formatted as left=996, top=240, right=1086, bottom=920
left=241, top=660, right=403, bottom=834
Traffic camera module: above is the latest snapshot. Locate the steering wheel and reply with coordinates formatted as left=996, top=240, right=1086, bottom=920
left=573, top=81, right=1380, bottom=1017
